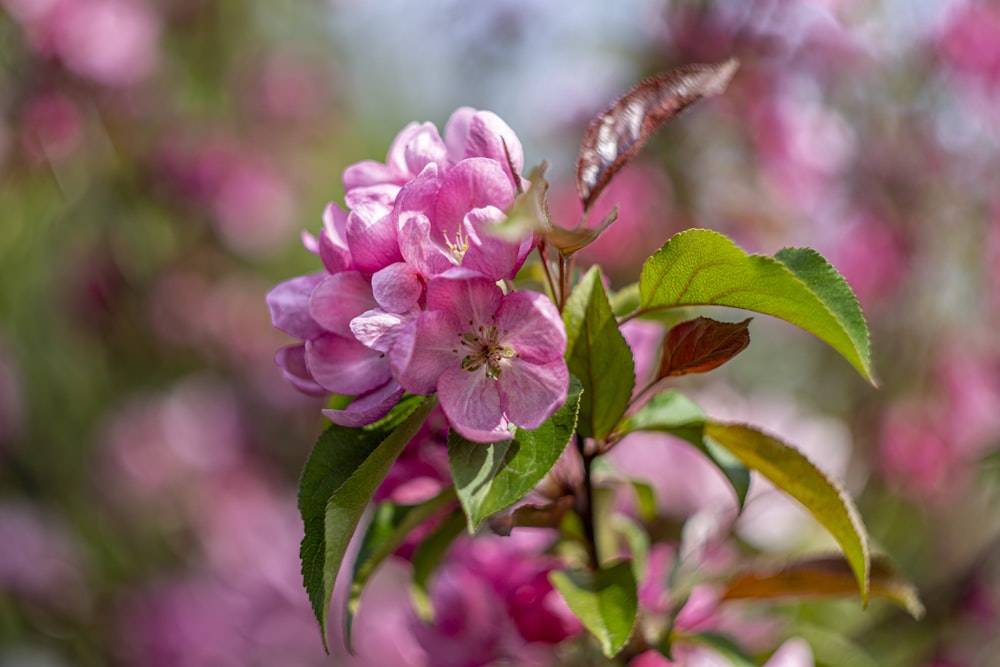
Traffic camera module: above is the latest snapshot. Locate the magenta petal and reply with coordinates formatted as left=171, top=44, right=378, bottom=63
left=309, top=271, right=376, bottom=337
left=425, top=271, right=503, bottom=329
left=346, top=201, right=403, bottom=272
left=499, top=358, right=569, bottom=430
left=275, top=345, right=326, bottom=396
left=305, top=332, right=391, bottom=396
left=390, top=311, right=461, bottom=395
left=320, top=203, right=352, bottom=274
left=460, top=207, right=525, bottom=280
left=351, top=307, right=418, bottom=353
left=372, top=262, right=424, bottom=313
left=433, top=158, right=514, bottom=237
left=322, top=381, right=404, bottom=427
left=450, top=416, right=513, bottom=444
left=437, top=366, right=507, bottom=440
left=444, top=107, right=476, bottom=164
left=464, top=111, right=524, bottom=177
left=266, top=273, right=325, bottom=340
left=494, top=291, right=566, bottom=363
left=398, top=213, right=454, bottom=276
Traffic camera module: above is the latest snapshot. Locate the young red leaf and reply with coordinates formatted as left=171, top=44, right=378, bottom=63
left=576, top=58, right=739, bottom=210
left=658, top=316, right=751, bottom=378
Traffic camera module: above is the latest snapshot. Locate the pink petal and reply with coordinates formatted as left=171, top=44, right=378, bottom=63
left=459, top=206, right=527, bottom=280
left=305, top=332, right=391, bottom=396
left=444, top=107, right=476, bottom=165
left=351, top=307, right=418, bottom=353
left=319, top=203, right=352, bottom=274
left=342, top=159, right=399, bottom=191
left=322, top=381, right=405, bottom=428
left=266, top=273, right=325, bottom=340
left=499, top=358, right=569, bottom=430
left=390, top=311, right=461, bottom=395
left=464, top=110, right=524, bottom=181
left=433, top=158, right=514, bottom=242
left=346, top=200, right=403, bottom=272
left=437, top=366, right=508, bottom=441
left=372, top=262, right=424, bottom=313
left=494, top=291, right=566, bottom=363
left=398, top=212, right=453, bottom=276
left=309, top=271, right=377, bottom=337
left=402, top=123, right=447, bottom=176
left=275, top=345, right=326, bottom=396
left=425, top=270, right=503, bottom=331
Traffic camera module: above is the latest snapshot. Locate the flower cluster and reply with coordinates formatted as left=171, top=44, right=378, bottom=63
left=267, top=108, right=568, bottom=441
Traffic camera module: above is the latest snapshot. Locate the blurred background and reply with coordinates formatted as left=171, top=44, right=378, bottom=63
left=1, top=1, right=999, bottom=665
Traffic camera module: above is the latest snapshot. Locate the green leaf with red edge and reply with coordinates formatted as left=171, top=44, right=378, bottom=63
left=658, top=316, right=751, bottom=378
left=722, top=554, right=924, bottom=619
left=550, top=560, right=638, bottom=657
left=637, top=229, right=876, bottom=385
left=298, top=394, right=436, bottom=652
left=704, top=422, right=871, bottom=604
left=563, top=267, right=635, bottom=439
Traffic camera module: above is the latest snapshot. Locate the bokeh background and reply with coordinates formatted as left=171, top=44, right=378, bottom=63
left=2, top=1, right=1000, bottom=665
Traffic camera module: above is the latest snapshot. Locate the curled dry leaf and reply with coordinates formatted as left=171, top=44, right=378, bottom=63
left=577, top=58, right=740, bottom=211
left=658, top=316, right=751, bottom=378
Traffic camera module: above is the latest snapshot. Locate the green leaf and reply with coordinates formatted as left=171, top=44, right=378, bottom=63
left=637, top=229, right=875, bottom=384
left=410, top=509, right=466, bottom=621
left=675, top=631, right=756, bottom=667
left=449, top=378, right=582, bottom=532
left=298, top=394, right=437, bottom=652
left=704, top=422, right=870, bottom=604
left=722, top=554, right=924, bottom=619
left=550, top=560, right=638, bottom=657
left=349, top=488, right=456, bottom=623
left=563, top=266, right=635, bottom=439
left=620, top=391, right=750, bottom=508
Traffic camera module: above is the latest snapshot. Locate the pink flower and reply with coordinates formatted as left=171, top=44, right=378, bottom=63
left=390, top=270, right=567, bottom=442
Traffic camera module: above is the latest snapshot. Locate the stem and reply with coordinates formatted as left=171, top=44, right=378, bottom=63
left=575, top=433, right=600, bottom=571
left=537, top=242, right=560, bottom=309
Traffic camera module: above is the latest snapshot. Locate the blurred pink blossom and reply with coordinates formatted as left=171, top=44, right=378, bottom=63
left=19, top=90, right=84, bottom=165
left=936, top=2, right=1000, bottom=85
left=0, top=501, right=87, bottom=610
left=3, top=0, right=161, bottom=87
left=549, top=161, right=678, bottom=286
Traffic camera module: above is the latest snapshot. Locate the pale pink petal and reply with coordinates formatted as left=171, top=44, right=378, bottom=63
left=449, top=416, right=513, bottom=444
left=309, top=271, right=376, bottom=337
left=425, top=271, right=503, bottom=331
left=351, top=307, right=418, bottom=354
left=274, top=345, right=326, bottom=396
left=498, top=358, right=569, bottom=430
left=444, top=107, right=476, bottom=164
left=390, top=312, right=462, bottom=395
left=372, top=262, right=424, bottom=313
left=266, top=273, right=324, bottom=340
left=438, top=366, right=507, bottom=440
left=495, top=291, right=566, bottom=363
left=763, top=639, right=813, bottom=667
left=343, top=159, right=399, bottom=191
left=323, top=381, right=405, bottom=428
left=346, top=201, right=403, bottom=272
left=385, top=121, right=427, bottom=175
left=305, top=333, right=391, bottom=396
left=403, top=123, right=447, bottom=176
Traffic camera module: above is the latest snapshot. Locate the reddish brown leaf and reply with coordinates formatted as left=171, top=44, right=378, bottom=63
left=576, top=58, right=739, bottom=211
left=487, top=496, right=575, bottom=536
left=721, top=555, right=924, bottom=619
left=658, top=316, right=751, bottom=378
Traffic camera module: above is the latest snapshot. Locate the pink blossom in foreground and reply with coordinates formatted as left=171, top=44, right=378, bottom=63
left=390, top=270, right=567, bottom=442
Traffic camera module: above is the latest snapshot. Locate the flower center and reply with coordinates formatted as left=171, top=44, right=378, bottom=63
left=442, top=227, right=470, bottom=265
left=456, top=320, right=515, bottom=380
